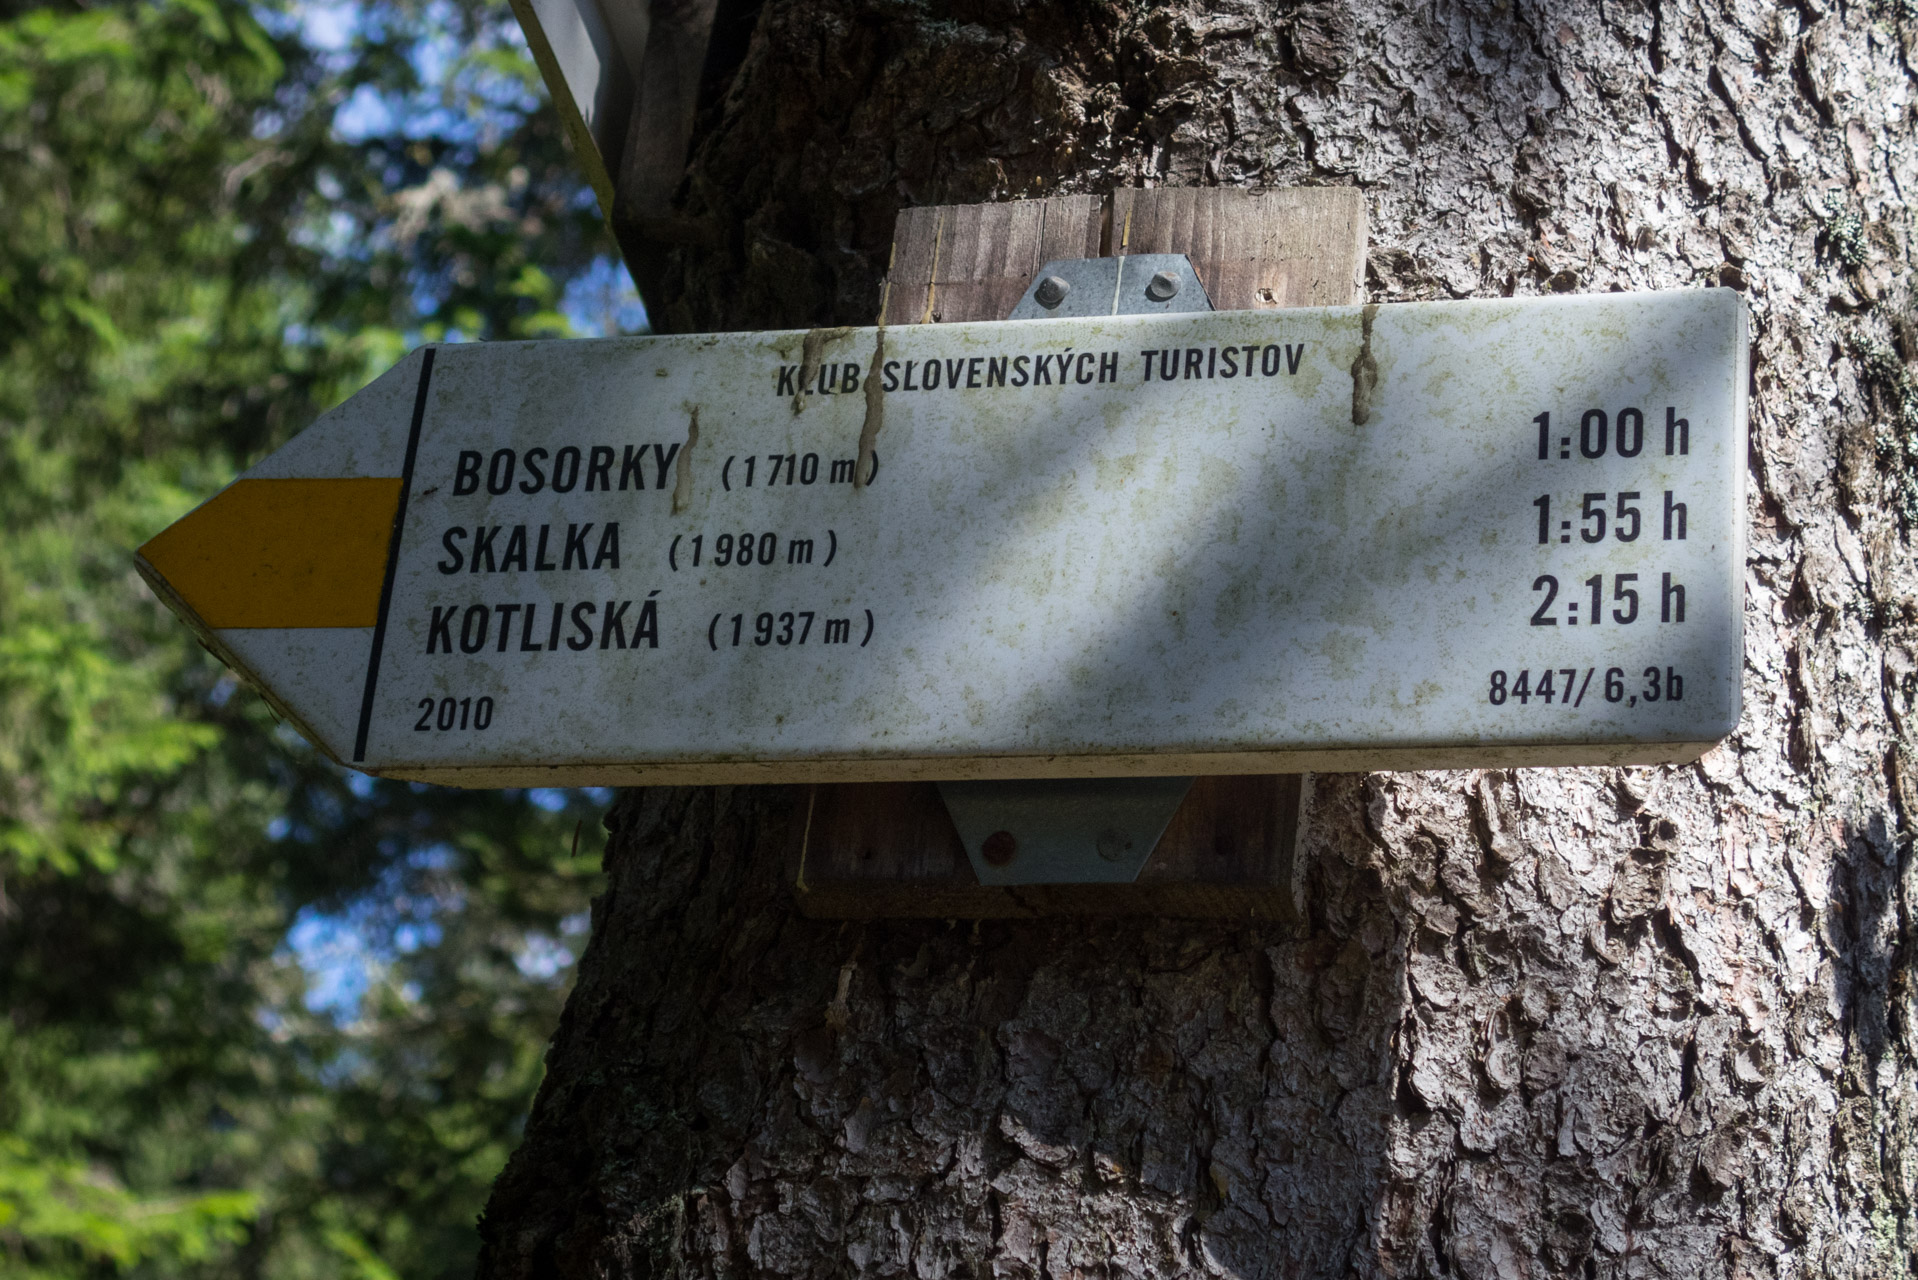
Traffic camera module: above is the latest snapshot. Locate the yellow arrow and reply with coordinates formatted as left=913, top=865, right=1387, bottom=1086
left=137, top=477, right=401, bottom=629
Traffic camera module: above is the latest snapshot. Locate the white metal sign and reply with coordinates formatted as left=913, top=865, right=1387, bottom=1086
left=137, top=289, right=1748, bottom=786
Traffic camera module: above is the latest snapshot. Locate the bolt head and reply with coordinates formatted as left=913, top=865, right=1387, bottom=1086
left=1034, top=275, right=1070, bottom=309
left=1146, top=270, right=1182, bottom=302
left=981, top=830, right=1018, bottom=866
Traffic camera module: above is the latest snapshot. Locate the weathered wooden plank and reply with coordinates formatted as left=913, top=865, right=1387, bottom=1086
left=880, top=195, right=1102, bottom=326
left=1112, top=186, right=1366, bottom=310
left=786, top=784, right=976, bottom=917
left=1140, top=774, right=1301, bottom=899
left=881, top=205, right=945, bottom=325
left=794, top=187, right=1364, bottom=918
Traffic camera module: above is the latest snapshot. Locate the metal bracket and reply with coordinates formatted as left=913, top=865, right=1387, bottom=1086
left=939, top=777, right=1196, bottom=885
left=933, top=255, right=1216, bottom=886
left=1009, top=253, right=1214, bottom=320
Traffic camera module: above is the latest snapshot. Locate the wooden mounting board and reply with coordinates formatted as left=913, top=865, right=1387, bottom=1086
left=791, top=186, right=1366, bottom=919
left=789, top=775, right=1303, bottom=920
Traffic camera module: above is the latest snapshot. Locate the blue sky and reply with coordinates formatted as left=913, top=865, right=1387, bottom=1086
left=283, top=783, right=612, bottom=1019
left=275, top=0, right=649, bottom=338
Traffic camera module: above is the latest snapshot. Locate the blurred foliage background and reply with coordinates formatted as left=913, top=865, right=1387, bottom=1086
left=0, top=0, right=642, bottom=1271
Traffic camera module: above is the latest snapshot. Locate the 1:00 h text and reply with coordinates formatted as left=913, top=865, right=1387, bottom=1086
left=1535, top=408, right=1689, bottom=459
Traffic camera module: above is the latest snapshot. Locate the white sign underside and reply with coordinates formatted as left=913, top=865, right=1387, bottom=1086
left=213, top=290, right=1747, bottom=786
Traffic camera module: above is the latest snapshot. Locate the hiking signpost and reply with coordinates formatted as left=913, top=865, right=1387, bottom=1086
left=139, top=287, right=1748, bottom=792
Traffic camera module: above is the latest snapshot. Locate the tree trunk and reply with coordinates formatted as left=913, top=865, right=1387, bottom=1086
left=478, top=0, right=1918, bottom=1274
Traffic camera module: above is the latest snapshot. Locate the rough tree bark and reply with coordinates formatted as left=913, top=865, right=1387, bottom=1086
left=478, top=0, right=1918, bottom=1275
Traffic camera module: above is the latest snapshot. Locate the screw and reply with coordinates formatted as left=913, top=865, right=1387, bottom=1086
left=982, top=831, right=1018, bottom=866
left=1034, top=275, right=1070, bottom=309
left=1095, top=828, right=1132, bottom=862
left=1146, top=270, right=1181, bottom=302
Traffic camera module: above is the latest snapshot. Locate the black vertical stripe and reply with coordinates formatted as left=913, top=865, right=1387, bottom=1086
left=353, top=345, right=436, bottom=763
